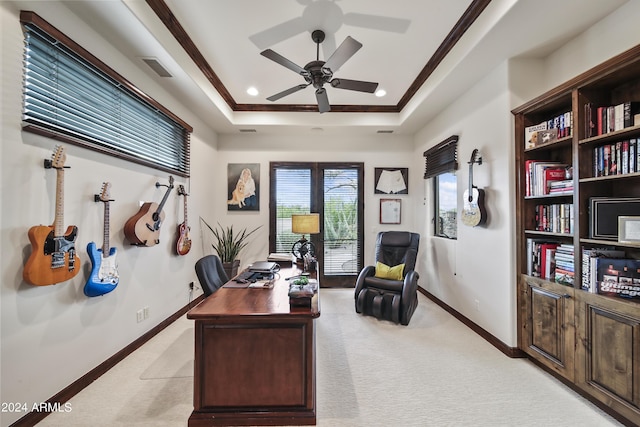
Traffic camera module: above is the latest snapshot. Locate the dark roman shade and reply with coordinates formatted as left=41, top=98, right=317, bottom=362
left=20, top=11, right=192, bottom=177
left=423, top=135, right=459, bottom=179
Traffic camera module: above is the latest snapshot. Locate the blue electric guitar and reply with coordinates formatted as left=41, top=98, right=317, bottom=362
left=84, top=183, right=119, bottom=297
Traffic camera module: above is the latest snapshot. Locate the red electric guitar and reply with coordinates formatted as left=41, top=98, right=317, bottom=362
left=175, top=185, right=192, bottom=256
left=124, top=176, right=174, bottom=246
left=23, top=145, right=81, bottom=286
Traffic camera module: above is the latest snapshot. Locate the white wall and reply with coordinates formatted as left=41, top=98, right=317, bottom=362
left=0, top=3, right=218, bottom=426
left=414, top=62, right=516, bottom=345
left=216, top=134, right=417, bottom=267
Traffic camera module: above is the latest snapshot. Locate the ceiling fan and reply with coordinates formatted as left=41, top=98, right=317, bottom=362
left=260, top=30, right=378, bottom=113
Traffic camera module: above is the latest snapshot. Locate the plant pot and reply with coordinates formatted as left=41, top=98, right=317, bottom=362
left=222, top=259, right=241, bottom=279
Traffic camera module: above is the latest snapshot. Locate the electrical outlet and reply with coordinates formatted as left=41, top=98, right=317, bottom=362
left=143, top=306, right=149, bottom=319
left=136, top=309, right=143, bottom=323
left=189, top=281, right=194, bottom=290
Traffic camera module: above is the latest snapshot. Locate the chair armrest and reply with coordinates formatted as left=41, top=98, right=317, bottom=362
left=354, top=265, right=376, bottom=297
left=402, top=270, right=419, bottom=301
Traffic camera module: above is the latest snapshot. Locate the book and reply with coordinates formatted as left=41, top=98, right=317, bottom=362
left=596, top=258, right=640, bottom=299
left=525, top=122, right=547, bottom=149
left=581, top=247, right=625, bottom=292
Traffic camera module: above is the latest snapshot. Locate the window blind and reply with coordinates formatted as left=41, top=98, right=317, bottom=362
left=274, top=168, right=312, bottom=254
left=423, top=135, right=459, bottom=179
left=21, top=12, right=191, bottom=177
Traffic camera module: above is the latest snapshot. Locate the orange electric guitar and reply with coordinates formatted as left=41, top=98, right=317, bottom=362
left=175, top=185, right=192, bottom=256
left=124, top=176, right=174, bottom=246
left=23, top=145, right=81, bottom=286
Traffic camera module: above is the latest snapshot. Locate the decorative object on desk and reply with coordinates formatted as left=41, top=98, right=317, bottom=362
left=461, top=149, right=487, bottom=227
left=291, top=213, right=320, bottom=262
left=227, top=163, right=259, bottom=211
left=288, top=276, right=316, bottom=306
left=618, top=216, right=640, bottom=245
left=380, top=198, right=401, bottom=224
left=123, top=175, right=174, bottom=246
left=374, top=168, right=408, bottom=194
left=200, top=217, right=262, bottom=278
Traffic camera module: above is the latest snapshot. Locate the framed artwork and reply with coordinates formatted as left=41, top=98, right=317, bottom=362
left=380, top=198, right=401, bottom=224
left=227, top=163, right=259, bottom=211
left=374, top=168, right=408, bottom=194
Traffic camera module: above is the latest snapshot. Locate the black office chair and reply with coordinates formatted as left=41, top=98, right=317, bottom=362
left=195, top=255, right=230, bottom=296
left=354, top=231, right=420, bottom=325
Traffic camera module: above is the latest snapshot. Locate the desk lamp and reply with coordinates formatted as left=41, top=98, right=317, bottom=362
left=291, top=214, right=319, bottom=263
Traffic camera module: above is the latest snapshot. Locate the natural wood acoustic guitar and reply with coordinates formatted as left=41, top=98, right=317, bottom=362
left=124, top=176, right=174, bottom=246
left=23, top=145, right=81, bottom=286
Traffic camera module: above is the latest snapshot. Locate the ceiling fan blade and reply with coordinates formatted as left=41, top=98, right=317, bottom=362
left=343, top=13, right=411, bottom=34
left=315, top=88, right=330, bottom=113
left=266, top=84, right=309, bottom=102
left=323, top=36, right=362, bottom=72
left=249, top=17, right=306, bottom=49
left=260, top=49, right=309, bottom=77
left=330, top=78, right=378, bottom=93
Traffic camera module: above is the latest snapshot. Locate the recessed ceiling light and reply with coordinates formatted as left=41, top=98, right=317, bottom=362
left=246, top=87, right=259, bottom=96
left=375, top=89, right=387, bottom=97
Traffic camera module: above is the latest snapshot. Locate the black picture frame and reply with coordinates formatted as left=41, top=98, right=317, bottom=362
left=374, top=168, right=408, bottom=194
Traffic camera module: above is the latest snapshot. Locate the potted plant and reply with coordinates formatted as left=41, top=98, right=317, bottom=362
left=200, top=217, right=261, bottom=278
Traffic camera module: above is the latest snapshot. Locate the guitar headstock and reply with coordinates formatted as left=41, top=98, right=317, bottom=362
left=469, top=148, right=482, bottom=165
left=177, top=185, right=188, bottom=196
left=168, top=175, right=175, bottom=188
left=51, top=145, right=67, bottom=169
left=99, top=182, right=112, bottom=202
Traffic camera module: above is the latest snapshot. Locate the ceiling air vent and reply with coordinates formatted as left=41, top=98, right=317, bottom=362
left=377, top=130, right=394, bottom=134
left=141, top=57, right=172, bottom=77
left=239, top=129, right=257, bottom=133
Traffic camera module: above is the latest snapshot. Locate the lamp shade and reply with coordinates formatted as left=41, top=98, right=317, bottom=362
left=291, top=214, right=320, bottom=234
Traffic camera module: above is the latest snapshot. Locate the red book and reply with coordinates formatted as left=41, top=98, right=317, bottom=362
left=543, top=168, right=567, bottom=194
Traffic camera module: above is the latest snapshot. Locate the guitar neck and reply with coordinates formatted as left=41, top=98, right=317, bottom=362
left=154, top=184, right=173, bottom=218
left=102, top=202, right=110, bottom=253
left=183, top=194, right=188, bottom=227
left=54, top=168, right=65, bottom=237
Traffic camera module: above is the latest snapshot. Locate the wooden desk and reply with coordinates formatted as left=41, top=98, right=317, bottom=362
left=187, top=266, right=320, bottom=426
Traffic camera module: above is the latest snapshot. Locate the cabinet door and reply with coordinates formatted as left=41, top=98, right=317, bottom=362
left=575, top=292, right=640, bottom=424
left=519, top=276, right=575, bottom=380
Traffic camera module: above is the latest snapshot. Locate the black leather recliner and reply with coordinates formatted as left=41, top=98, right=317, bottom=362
left=195, top=255, right=229, bottom=296
left=355, top=231, right=420, bottom=325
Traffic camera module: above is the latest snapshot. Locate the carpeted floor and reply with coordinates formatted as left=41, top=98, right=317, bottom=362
left=37, top=289, right=622, bottom=426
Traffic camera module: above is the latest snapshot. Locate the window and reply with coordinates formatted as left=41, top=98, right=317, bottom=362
left=435, top=172, right=457, bottom=239
left=21, top=11, right=192, bottom=176
left=270, top=162, right=364, bottom=287
left=424, top=135, right=459, bottom=239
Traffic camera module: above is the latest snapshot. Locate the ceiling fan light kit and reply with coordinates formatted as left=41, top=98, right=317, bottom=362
left=260, top=30, right=378, bottom=113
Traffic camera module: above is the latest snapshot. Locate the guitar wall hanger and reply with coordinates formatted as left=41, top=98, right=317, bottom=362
left=44, top=159, right=70, bottom=169
left=94, top=194, right=114, bottom=203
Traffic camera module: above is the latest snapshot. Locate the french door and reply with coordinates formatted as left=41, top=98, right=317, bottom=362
left=269, top=162, right=364, bottom=287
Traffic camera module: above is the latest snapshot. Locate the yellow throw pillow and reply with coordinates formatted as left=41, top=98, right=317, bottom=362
left=374, top=262, right=405, bottom=280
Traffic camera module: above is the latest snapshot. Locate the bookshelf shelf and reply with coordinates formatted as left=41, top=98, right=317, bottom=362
left=513, top=44, right=640, bottom=426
